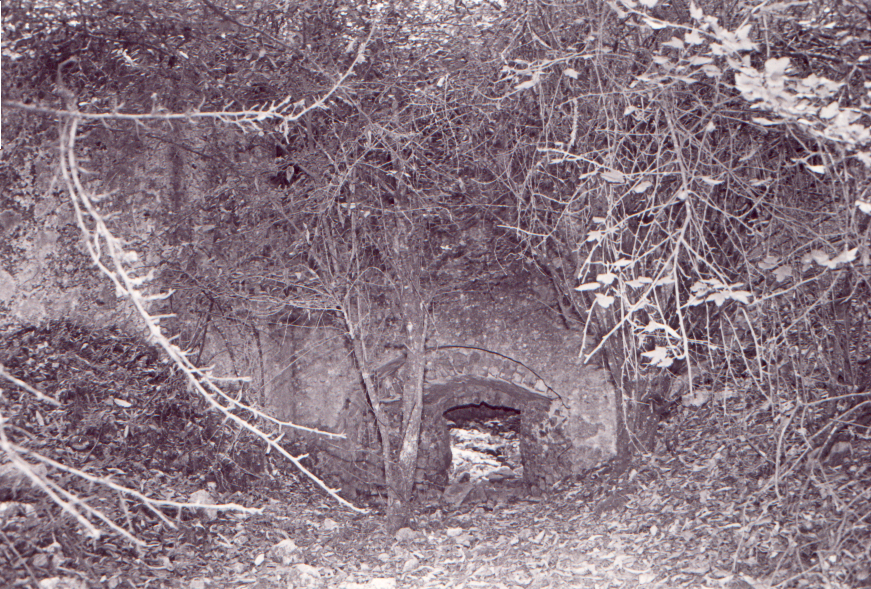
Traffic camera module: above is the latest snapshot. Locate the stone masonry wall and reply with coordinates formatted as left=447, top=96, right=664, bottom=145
left=425, top=282, right=618, bottom=476
left=280, top=274, right=619, bottom=497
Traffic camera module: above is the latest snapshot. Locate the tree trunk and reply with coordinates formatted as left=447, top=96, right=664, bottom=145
left=344, top=292, right=396, bottom=510
left=385, top=223, right=427, bottom=532
left=592, top=305, right=663, bottom=457
left=382, top=103, right=429, bottom=532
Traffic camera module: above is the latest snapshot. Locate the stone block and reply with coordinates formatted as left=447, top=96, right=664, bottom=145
left=498, top=360, right=515, bottom=379
left=451, top=352, right=469, bottom=371
left=436, top=358, right=453, bottom=379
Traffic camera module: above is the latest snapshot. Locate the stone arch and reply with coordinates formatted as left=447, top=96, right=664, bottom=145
left=423, top=345, right=555, bottom=395
left=377, top=346, right=575, bottom=491
left=418, top=376, right=560, bottom=488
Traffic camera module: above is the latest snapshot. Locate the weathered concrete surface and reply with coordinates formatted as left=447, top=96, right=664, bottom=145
left=418, top=376, right=555, bottom=488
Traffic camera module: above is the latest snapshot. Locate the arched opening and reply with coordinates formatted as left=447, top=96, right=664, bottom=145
left=415, top=375, right=556, bottom=492
left=443, top=402, right=522, bottom=483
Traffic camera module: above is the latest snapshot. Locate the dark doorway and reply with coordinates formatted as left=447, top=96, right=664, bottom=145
left=443, top=402, right=521, bottom=483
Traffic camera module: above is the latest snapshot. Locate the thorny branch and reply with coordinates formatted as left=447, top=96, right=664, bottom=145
left=0, top=30, right=381, bottom=541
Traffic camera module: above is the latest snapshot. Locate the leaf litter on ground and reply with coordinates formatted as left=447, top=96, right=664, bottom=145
left=1, top=322, right=869, bottom=588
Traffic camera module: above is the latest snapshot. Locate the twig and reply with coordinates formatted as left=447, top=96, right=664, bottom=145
left=0, top=365, right=62, bottom=406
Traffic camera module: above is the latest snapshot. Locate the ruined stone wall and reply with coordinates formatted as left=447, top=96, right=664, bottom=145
left=425, top=282, right=618, bottom=475
left=417, top=376, right=556, bottom=488
left=1, top=115, right=620, bottom=497
left=271, top=274, right=619, bottom=497
left=0, top=119, right=252, bottom=333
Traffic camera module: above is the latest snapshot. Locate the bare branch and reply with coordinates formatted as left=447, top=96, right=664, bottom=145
left=0, top=365, right=62, bottom=406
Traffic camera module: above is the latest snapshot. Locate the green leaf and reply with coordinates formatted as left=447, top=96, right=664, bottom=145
left=773, top=266, right=793, bottom=283
left=515, top=76, right=539, bottom=91
left=757, top=256, right=780, bottom=270
left=586, top=230, right=605, bottom=242
left=831, top=248, right=858, bottom=266
left=752, top=117, right=780, bottom=126
left=685, top=29, right=704, bottom=45
left=819, top=102, right=840, bottom=120
left=687, top=55, right=712, bottom=65
left=725, top=289, right=752, bottom=304
left=764, top=57, right=790, bottom=81
left=702, top=64, right=722, bottom=77
left=626, top=277, right=653, bottom=288
left=808, top=248, right=857, bottom=269
left=632, top=180, right=653, bottom=193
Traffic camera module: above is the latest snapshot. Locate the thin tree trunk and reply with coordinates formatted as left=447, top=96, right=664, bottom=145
left=381, top=100, right=430, bottom=532
left=389, top=293, right=426, bottom=531
left=344, top=292, right=396, bottom=504
left=337, top=204, right=400, bottom=514
left=385, top=223, right=427, bottom=532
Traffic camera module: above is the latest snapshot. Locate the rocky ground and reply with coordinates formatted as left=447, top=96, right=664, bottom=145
left=1, top=322, right=869, bottom=589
